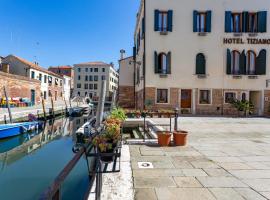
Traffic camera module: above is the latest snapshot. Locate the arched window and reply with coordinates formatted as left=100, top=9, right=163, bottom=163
left=241, top=92, right=247, bottom=101
left=158, top=53, right=167, bottom=74
left=247, top=50, right=256, bottom=75
left=231, top=50, right=240, bottom=74
left=196, top=53, right=206, bottom=74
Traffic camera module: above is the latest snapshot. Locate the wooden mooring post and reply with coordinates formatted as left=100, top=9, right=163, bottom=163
left=3, top=86, right=13, bottom=123
left=42, top=97, right=47, bottom=120
left=51, top=97, right=55, bottom=118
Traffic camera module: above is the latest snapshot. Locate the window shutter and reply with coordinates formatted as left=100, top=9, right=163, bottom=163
left=154, top=10, right=159, bottom=31
left=133, top=46, right=136, bottom=60
left=255, top=49, right=267, bottom=75
left=154, top=51, right=158, bottom=73
left=193, top=10, right=198, bottom=32
left=258, top=11, right=267, bottom=33
left=239, top=50, right=246, bottom=74
left=196, top=53, right=206, bottom=74
left=226, top=49, right=232, bottom=74
left=242, top=12, right=248, bottom=32
left=206, top=11, right=212, bottom=33
left=168, top=10, right=173, bottom=32
left=142, top=18, right=145, bottom=36
left=225, top=11, right=232, bottom=33
left=167, top=52, right=171, bottom=74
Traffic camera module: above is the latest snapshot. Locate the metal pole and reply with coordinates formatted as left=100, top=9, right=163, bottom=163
left=3, top=86, right=13, bottom=123
left=95, top=80, right=107, bottom=127
left=174, top=108, right=179, bottom=131
left=4, top=115, right=7, bottom=124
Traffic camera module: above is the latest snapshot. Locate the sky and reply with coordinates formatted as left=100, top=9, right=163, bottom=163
left=0, top=0, right=140, bottom=69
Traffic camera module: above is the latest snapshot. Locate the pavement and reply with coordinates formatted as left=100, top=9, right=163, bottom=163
left=130, top=117, right=270, bottom=200
left=0, top=101, right=85, bottom=122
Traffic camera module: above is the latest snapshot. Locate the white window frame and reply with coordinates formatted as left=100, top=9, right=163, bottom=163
left=224, top=91, right=238, bottom=104
left=198, top=89, right=212, bottom=105
left=156, top=88, right=170, bottom=104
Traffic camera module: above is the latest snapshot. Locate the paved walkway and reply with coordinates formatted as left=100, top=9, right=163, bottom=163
left=130, top=117, right=270, bottom=200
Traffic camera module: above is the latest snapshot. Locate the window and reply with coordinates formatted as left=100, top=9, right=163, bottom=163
left=78, top=68, right=81, bottom=72
left=89, top=84, right=93, bottom=89
left=48, top=76, right=52, bottom=85
left=196, top=53, right=206, bottom=74
left=85, top=68, right=88, bottom=72
left=154, top=10, right=173, bottom=32
left=101, top=75, right=106, bottom=80
left=94, top=68, right=98, bottom=72
left=241, top=92, right=247, bottom=101
left=90, top=68, right=93, bottom=72
left=55, top=78, right=58, bottom=86
left=193, top=11, right=211, bottom=33
left=225, top=92, right=236, bottom=103
left=248, top=13, right=257, bottom=32
left=157, top=89, right=168, bottom=103
left=231, top=13, right=242, bottom=33
left=231, top=50, right=240, bottom=74
left=85, top=92, right=88, bottom=96
left=94, top=75, right=98, bottom=81
left=199, top=90, right=211, bottom=104
left=89, top=75, right=93, bottom=81
left=85, top=75, right=88, bottom=81
left=84, top=84, right=88, bottom=89
left=154, top=52, right=171, bottom=74
left=247, top=50, right=256, bottom=75
left=77, top=83, right=81, bottom=88
left=44, top=91, right=47, bottom=100
left=94, top=84, right=98, bottom=90
left=102, top=68, right=105, bottom=72
left=60, top=80, right=62, bottom=86
left=31, top=71, right=35, bottom=79
left=78, top=75, right=81, bottom=80
left=77, top=91, right=80, bottom=96
left=39, top=73, right=42, bottom=81
left=44, top=75, right=47, bottom=83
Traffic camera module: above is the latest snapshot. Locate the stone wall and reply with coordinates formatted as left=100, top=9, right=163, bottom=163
left=0, top=71, right=41, bottom=104
left=118, top=86, right=135, bottom=108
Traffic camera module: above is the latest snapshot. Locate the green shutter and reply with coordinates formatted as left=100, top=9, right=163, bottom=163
left=242, top=12, right=248, bottom=32
left=226, top=49, right=232, bottom=74
left=168, top=10, right=173, bottom=32
left=255, top=49, right=267, bottom=75
left=154, top=10, right=159, bottom=31
left=258, top=11, right=267, bottom=32
left=239, top=50, right=246, bottom=74
left=193, top=10, right=198, bottom=32
left=154, top=51, right=158, bottom=73
left=206, top=11, right=212, bottom=32
left=133, top=46, right=136, bottom=60
left=196, top=53, right=206, bottom=74
left=225, top=11, right=232, bottom=33
left=167, top=52, right=171, bottom=74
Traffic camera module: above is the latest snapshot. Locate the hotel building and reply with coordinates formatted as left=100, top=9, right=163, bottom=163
left=73, top=62, right=118, bottom=99
left=119, top=0, right=270, bottom=116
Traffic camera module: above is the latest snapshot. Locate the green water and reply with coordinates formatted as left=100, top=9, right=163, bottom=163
left=0, top=116, right=92, bottom=200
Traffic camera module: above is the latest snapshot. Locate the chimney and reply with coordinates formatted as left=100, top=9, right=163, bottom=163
left=120, top=49, right=126, bottom=60
left=2, top=63, right=10, bottom=73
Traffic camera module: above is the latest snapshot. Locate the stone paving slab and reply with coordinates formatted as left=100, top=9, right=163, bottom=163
left=134, top=177, right=176, bottom=188
left=209, top=188, right=245, bottom=200
left=234, top=188, right=267, bottom=200
left=196, top=177, right=248, bottom=188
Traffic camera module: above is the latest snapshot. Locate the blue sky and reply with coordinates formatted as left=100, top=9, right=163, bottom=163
left=0, top=0, right=139, bottom=69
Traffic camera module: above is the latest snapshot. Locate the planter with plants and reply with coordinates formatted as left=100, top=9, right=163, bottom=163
left=157, top=131, right=172, bottom=146
left=173, top=130, right=188, bottom=146
left=229, top=99, right=254, bottom=117
left=92, top=108, right=126, bottom=163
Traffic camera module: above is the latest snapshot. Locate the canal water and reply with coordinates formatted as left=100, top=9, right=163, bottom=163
left=0, top=116, right=92, bottom=200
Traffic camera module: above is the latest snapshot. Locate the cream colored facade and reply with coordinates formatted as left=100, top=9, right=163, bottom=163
left=73, top=62, right=118, bottom=99
left=132, top=0, right=270, bottom=115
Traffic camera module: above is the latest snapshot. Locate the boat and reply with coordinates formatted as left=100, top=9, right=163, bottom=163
left=0, top=122, right=41, bottom=139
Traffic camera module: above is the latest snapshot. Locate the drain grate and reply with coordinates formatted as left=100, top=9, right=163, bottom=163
left=138, top=162, right=154, bottom=169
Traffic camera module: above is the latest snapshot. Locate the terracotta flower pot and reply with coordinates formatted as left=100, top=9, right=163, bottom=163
left=157, top=131, right=172, bottom=146
left=173, top=131, right=188, bottom=146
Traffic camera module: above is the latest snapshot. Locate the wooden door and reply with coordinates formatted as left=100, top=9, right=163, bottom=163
left=181, top=90, right=192, bottom=108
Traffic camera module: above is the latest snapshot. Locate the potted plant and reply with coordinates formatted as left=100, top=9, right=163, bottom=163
left=157, top=131, right=172, bottom=146
left=230, top=99, right=254, bottom=117
left=173, top=130, right=188, bottom=146
left=92, top=134, right=115, bottom=163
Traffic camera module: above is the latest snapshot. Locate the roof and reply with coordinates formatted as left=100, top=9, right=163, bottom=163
left=48, top=65, right=73, bottom=70
left=5, top=55, right=63, bottom=79
left=74, top=61, right=111, bottom=67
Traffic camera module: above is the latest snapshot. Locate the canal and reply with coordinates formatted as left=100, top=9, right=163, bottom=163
left=0, top=116, right=91, bottom=200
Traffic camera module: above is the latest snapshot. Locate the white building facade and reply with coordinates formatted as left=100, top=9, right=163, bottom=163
left=73, top=62, right=119, bottom=99
left=132, top=0, right=270, bottom=116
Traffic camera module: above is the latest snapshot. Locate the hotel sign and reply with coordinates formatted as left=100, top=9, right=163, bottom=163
left=223, top=38, right=270, bottom=45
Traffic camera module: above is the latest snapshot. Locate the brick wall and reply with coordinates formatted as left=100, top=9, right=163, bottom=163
left=0, top=71, right=41, bottom=104
left=118, top=86, right=135, bottom=108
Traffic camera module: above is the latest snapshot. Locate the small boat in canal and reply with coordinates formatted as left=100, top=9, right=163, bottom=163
left=0, top=122, right=41, bottom=139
